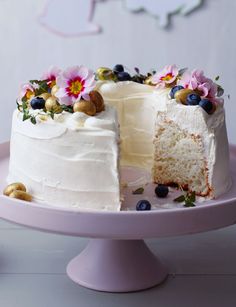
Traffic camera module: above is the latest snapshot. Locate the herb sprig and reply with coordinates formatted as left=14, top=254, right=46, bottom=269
left=174, top=186, right=196, bottom=207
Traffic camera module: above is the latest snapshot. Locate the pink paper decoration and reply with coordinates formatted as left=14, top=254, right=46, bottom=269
left=38, top=0, right=101, bottom=37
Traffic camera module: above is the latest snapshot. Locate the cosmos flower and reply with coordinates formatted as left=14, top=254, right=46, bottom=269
left=55, top=66, right=96, bottom=105
left=152, top=65, right=179, bottom=88
left=19, top=83, right=35, bottom=101
left=41, top=66, right=61, bottom=88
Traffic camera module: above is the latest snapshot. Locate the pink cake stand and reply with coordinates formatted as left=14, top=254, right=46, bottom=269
left=0, top=141, right=236, bottom=292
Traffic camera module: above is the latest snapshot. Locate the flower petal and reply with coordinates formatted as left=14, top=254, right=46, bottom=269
left=63, top=66, right=80, bottom=80
left=78, top=65, right=89, bottom=80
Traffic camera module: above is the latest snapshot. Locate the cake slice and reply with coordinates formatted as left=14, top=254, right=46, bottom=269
left=97, top=64, right=231, bottom=199
left=152, top=98, right=231, bottom=197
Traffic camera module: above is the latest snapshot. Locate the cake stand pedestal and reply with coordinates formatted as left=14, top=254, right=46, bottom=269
left=67, top=239, right=167, bottom=292
left=1, top=142, right=236, bottom=292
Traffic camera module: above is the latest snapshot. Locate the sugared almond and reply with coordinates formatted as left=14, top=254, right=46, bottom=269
left=89, top=90, right=105, bottom=112
left=73, top=100, right=96, bottom=116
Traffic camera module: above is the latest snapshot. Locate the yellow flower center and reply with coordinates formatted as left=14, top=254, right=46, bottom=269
left=26, top=90, right=34, bottom=99
left=69, top=80, right=83, bottom=95
left=161, top=73, right=173, bottom=82
left=50, top=80, right=56, bottom=88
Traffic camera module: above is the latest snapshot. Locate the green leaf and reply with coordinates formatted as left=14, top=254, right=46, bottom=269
left=184, top=202, right=196, bottom=208
left=174, top=195, right=185, bottom=202
left=187, top=191, right=196, bottom=203
left=174, top=190, right=196, bottom=208
left=22, top=96, right=28, bottom=104
left=16, top=100, right=21, bottom=111
left=215, top=75, right=220, bottom=81
left=49, top=111, right=55, bottom=120
left=30, top=79, right=50, bottom=96
left=178, top=67, right=188, bottom=76
left=23, top=112, right=30, bottom=121
left=61, top=104, right=74, bottom=113
left=22, top=101, right=28, bottom=110
left=132, top=187, right=144, bottom=195
left=30, top=116, right=37, bottom=125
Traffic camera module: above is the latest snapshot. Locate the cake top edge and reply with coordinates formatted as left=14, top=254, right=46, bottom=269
left=16, top=64, right=225, bottom=125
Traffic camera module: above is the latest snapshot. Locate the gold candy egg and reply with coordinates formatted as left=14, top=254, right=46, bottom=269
left=45, top=97, right=62, bottom=113
left=51, top=85, right=59, bottom=96
left=96, top=67, right=116, bottom=81
left=39, top=93, right=51, bottom=100
left=174, top=89, right=197, bottom=105
left=9, top=190, right=32, bottom=202
left=89, top=90, right=105, bottom=113
left=3, top=182, right=26, bottom=196
left=73, top=100, right=96, bottom=116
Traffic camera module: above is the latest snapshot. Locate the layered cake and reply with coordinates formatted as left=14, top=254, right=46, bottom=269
left=5, top=64, right=232, bottom=210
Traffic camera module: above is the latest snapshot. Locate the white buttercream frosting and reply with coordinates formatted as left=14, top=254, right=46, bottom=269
left=8, top=106, right=121, bottom=211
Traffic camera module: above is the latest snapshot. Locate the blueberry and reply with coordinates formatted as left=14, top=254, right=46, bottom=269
left=199, top=98, right=213, bottom=114
left=186, top=93, right=201, bottom=105
left=136, top=200, right=151, bottom=211
left=155, top=184, right=169, bottom=198
left=113, top=64, right=124, bottom=73
left=170, top=85, right=184, bottom=99
left=30, top=97, right=45, bottom=110
left=117, top=71, right=131, bottom=81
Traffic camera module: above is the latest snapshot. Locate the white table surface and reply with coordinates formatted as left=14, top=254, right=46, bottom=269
left=0, top=220, right=236, bottom=306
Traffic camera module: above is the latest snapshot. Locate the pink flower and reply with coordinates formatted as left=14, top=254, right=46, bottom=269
left=41, top=66, right=61, bottom=88
left=55, top=66, right=96, bottom=105
left=19, top=83, right=35, bottom=100
left=178, top=69, right=218, bottom=99
left=152, top=65, right=179, bottom=88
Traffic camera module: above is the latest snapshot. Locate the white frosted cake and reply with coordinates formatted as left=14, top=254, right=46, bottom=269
left=6, top=64, right=232, bottom=210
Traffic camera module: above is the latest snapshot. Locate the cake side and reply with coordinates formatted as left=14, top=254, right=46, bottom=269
left=8, top=107, right=121, bottom=211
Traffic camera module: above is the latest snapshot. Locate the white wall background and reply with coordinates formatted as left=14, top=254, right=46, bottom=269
left=0, top=0, right=235, bottom=143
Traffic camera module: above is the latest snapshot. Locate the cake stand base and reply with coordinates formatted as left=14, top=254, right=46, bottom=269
left=67, top=239, right=168, bottom=292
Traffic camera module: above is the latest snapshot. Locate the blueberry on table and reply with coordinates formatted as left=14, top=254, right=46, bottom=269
left=199, top=99, right=213, bottom=114
left=155, top=184, right=169, bottom=198
left=169, top=85, right=184, bottom=99
left=113, top=64, right=124, bottom=73
left=117, top=71, right=132, bottom=81
left=136, top=200, right=151, bottom=211
left=186, top=93, right=201, bottom=105
left=30, top=97, right=46, bottom=110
